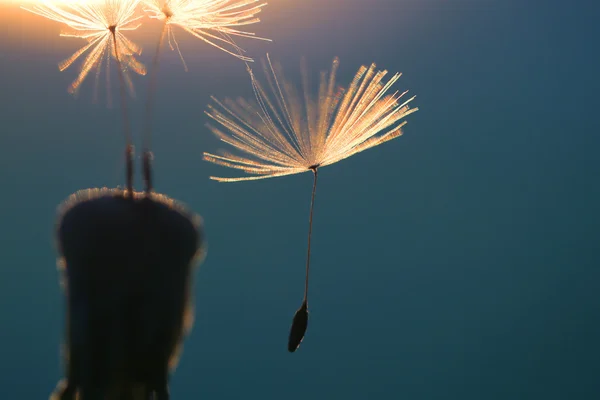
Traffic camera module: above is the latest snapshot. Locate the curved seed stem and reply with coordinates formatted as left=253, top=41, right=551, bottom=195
left=142, top=20, right=168, bottom=193
left=111, top=31, right=133, bottom=196
left=303, top=168, right=318, bottom=305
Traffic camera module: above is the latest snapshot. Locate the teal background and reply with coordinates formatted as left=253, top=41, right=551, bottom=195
left=1, top=0, right=599, bottom=398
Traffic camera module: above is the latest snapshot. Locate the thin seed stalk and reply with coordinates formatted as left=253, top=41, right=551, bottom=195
left=303, top=168, right=318, bottom=305
left=111, top=30, right=133, bottom=195
left=287, top=170, right=319, bottom=352
left=142, top=20, right=169, bottom=193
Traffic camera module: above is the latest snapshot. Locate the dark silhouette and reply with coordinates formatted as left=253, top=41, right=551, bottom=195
left=50, top=189, right=204, bottom=400
left=288, top=301, right=309, bottom=353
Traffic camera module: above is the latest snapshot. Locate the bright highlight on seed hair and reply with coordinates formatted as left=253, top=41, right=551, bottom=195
left=21, top=0, right=146, bottom=101
left=22, top=0, right=271, bottom=194
left=203, top=55, right=418, bottom=351
left=140, top=0, right=270, bottom=193
left=143, top=0, right=270, bottom=69
left=22, top=0, right=147, bottom=194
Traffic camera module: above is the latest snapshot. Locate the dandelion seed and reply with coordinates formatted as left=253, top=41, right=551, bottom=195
left=140, top=0, right=270, bottom=193
left=203, top=55, right=418, bottom=352
left=22, top=0, right=146, bottom=101
left=143, top=0, right=270, bottom=68
left=24, top=3, right=207, bottom=397
left=23, top=0, right=148, bottom=193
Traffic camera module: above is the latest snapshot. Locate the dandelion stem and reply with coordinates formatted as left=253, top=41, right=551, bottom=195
left=304, top=167, right=318, bottom=306
left=142, top=20, right=168, bottom=193
left=111, top=30, right=133, bottom=196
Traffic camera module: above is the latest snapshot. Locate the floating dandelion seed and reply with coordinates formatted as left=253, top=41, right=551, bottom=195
left=203, top=55, right=418, bottom=352
left=22, top=0, right=146, bottom=101
left=140, top=0, right=270, bottom=192
left=23, top=2, right=206, bottom=397
left=143, top=0, right=270, bottom=69
left=23, top=0, right=148, bottom=193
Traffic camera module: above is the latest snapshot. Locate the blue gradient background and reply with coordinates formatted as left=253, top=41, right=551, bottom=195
left=1, top=0, right=599, bottom=398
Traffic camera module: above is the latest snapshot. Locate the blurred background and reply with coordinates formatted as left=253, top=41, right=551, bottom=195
left=1, top=0, right=599, bottom=398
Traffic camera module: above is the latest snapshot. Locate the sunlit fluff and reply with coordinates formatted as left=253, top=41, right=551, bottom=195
left=203, top=55, right=419, bottom=181
left=22, top=0, right=146, bottom=98
left=143, top=0, right=269, bottom=67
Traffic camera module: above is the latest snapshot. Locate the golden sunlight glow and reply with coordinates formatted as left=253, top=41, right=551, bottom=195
left=15, top=0, right=269, bottom=73
left=22, top=0, right=146, bottom=98
left=143, top=0, right=269, bottom=68
left=203, top=55, right=419, bottom=182
left=16, top=0, right=118, bottom=5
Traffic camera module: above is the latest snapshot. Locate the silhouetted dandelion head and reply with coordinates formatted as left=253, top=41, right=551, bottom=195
left=51, top=188, right=205, bottom=398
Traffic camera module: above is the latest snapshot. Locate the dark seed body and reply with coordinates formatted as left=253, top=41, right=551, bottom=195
left=288, top=302, right=309, bottom=353
left=51, top=188, right=204, bottom=400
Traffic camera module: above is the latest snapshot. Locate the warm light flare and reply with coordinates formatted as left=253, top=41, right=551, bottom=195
left=21, top=0, right=146, bottom=99
left=143, top=0, right=270, bottom=67
left=16, top=0, right=120, bottom=6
